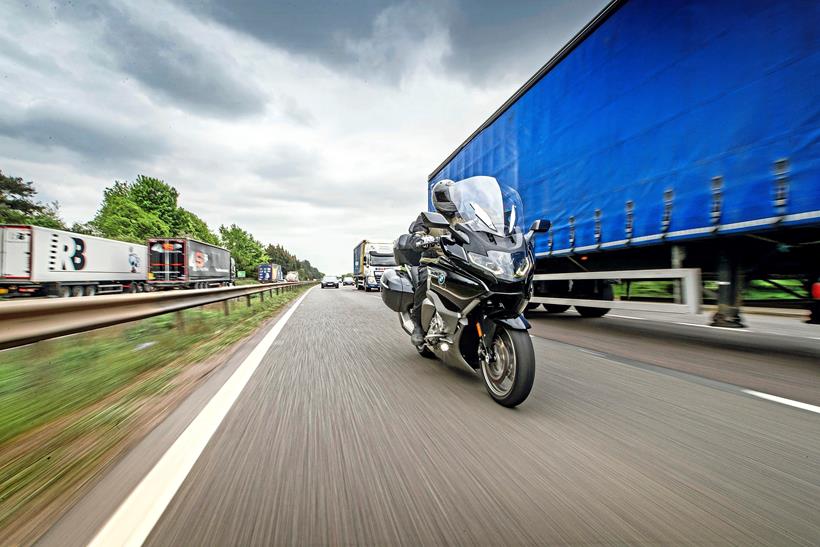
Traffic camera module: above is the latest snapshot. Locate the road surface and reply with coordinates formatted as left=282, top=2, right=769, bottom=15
left=41, top=287, right=820, bottom=546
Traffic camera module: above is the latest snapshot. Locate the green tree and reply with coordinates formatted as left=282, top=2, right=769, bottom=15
left=129, top=175, right=179, bottom=223
left=0, top=170, right=65, bottom=228
left=93, top=194, right=171, bottom=244
left=29, top=201, right=67, bottom=230
left=174, top=208, right=220, bottom=245
left=264, top=243, right=298, bottom=271
left=70, top=221, right=98, bottom=236
left=219, top=224, right=267, bottom=273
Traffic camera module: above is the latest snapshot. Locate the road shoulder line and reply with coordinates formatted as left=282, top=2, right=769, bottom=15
left=88, top=287, right=314, bottom=547
left=742, top=390, right=820, bottom=414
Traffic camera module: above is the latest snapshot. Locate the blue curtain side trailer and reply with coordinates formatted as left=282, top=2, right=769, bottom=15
left=429, top=0, right=820, bottom=324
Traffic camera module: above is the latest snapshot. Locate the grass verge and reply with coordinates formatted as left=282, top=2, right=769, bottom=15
left=612, top=279, right=806, bottom=301
left=0, top=284, right=312, bottom=543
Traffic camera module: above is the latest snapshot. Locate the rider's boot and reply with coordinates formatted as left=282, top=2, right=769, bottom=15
left=411, top=308, right=425, bottom=346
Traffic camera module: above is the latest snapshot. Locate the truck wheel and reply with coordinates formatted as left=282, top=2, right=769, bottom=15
left=59, top=286, right=71, bottom=298
left=84, top=285, right=97, bottom=297
left=544, top=305, right=570, bottom=313
left=70, top=286, right=84, bottom=297
left=574, top=306, right=610, bottom=318
left=574, top=284, right=613, bottom=318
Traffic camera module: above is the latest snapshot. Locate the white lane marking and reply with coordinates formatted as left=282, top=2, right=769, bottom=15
left=742, top=389, right=820, bottom=414
left=607, top=314, right=647, bottom=321
left=675, top=322, right=753, bottom=332
left=89, top=287, right=314, bottom=547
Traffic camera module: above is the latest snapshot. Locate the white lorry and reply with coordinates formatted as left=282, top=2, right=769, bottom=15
left=285, top=271, right=300, bottom=283
left=352, top=240, right=396, bottom=291
left=0, top=225, right=147, bottom=297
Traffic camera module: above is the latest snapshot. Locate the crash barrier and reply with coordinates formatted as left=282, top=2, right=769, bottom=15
left=531, top=268, right=702, bottom=315
left=0, top=282, right=312, bottom=350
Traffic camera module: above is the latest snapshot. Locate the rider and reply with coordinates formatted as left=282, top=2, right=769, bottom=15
left=408, top=179, right=459, bottom=346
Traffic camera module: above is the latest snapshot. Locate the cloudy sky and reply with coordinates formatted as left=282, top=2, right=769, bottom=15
left=0, top=0, right=606, bottom=274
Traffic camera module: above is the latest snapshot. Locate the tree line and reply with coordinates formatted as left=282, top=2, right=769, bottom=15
left=0, top=169, right=323, bottom=279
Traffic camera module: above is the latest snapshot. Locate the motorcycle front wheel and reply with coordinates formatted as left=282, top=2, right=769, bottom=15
left=481, top=326, right=535, bottom=407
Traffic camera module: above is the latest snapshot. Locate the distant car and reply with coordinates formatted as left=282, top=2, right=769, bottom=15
left=321, top=275, right=340, bottom=289
left=343, top=276, right=354, bottom=286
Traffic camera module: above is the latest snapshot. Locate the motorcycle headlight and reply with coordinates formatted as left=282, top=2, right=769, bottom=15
left=469, top=251, right=531, bottom=279
left=514, top=255, right=532, bottom=278
left=468, top=252, right=505, bottom=276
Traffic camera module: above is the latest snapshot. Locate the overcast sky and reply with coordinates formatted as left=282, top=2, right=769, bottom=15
left=0, top=0, right=606, bottom=274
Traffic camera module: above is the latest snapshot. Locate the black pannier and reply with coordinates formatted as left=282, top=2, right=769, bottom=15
left=380, top=269, right=414, bottom=312
left=393, top=234, right=421, bottom=266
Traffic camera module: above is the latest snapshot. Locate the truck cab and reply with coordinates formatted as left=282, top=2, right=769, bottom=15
left=354, top=240, right=397, bottom=291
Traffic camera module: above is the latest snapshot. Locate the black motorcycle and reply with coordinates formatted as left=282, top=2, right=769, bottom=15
left=381, top=176, right=549, bottom=407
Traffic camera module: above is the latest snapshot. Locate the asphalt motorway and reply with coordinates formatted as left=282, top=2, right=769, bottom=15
left=44, top=286, right=820, bottom=545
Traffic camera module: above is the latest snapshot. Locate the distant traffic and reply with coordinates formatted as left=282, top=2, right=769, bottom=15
left=0, top=224, right=300, bottom=298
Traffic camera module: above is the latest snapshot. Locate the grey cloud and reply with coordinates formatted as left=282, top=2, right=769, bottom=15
left=442, top=0, right=609, bottom=83
left=177, top=0, right=607, bottom=83
left=0, top=35, right=63, bottom=75
left=254, top=145, right=316, bottom=180
left=178, top=0, right=393, bottom=65
left=0, top=105, right=168, bottom=162
left=55, top=1, right=267, bottom=118
left=179, top=0, right=445, bottom=83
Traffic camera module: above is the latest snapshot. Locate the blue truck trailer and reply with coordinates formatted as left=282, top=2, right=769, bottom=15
left=430, top=0, right=820, bottom=325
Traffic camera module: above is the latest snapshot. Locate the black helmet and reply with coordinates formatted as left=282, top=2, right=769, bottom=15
left=431, top=179, right=457, bottom=216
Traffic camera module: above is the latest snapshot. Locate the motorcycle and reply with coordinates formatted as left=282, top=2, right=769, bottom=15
left=380, top=176, right=550, bottom=407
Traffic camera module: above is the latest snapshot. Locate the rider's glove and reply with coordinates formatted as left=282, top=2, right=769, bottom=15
left=413, top=235, right=437, bottom=250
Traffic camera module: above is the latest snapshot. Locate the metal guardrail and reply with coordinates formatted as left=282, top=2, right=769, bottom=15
left=0, top=282, right=312, bottom=351
left=531, top=268, right=702, bottom=315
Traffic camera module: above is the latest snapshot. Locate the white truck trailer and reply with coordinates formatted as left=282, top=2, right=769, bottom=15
left=352, top=240, right=396, bottom=291
left=0, top=225, right=147, bottom=297
left=285, top=271, right=299, bottom=283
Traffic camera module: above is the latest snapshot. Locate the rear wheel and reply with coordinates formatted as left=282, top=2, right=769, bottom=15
left=525, top=303, right=541, bottom=312
left=70, top=286, right=84, bottom=297
left=480, top=326, right=535, bottom=408
left=59, top=286, right=71, bottom=298
left=543, top=304, right=570, bottom=313
left=84, top=285, right=97, bottom=297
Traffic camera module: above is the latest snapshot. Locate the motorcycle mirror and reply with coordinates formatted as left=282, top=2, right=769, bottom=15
left=449, top=225, right=470, bottom=244
left=530, top=219, right=551, bottom=233
left=421, top=211, right=449, bottom=228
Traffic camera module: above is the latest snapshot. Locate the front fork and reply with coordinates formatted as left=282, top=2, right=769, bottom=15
left=475, top=316, right=498, bottom=364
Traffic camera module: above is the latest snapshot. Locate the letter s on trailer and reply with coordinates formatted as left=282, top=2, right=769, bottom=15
left=0, top=225, right=147, bottom=297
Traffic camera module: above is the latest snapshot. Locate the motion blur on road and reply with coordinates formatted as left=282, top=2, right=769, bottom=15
left=1, top=0, right=819, bottom=545
left=25, top=287, right=817, bottom=546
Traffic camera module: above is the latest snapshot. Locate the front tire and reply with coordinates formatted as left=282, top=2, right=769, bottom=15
left=480, top=326, right=535, bottom=408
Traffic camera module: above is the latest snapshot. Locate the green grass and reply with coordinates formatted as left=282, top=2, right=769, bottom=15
left=612, top=279, right=805, bottom=301
left=0, top=285, right=312, bottom=540
left=0, top=285, right=309, bottom=445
